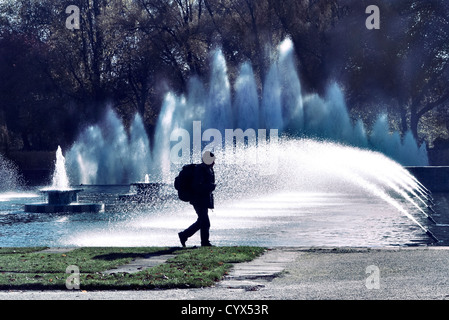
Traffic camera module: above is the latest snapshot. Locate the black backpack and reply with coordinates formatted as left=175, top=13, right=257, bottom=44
left=174, top=164, right=197, bottom=202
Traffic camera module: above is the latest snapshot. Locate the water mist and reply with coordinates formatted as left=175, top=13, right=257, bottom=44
left=63, top=37, right=435, bottom=244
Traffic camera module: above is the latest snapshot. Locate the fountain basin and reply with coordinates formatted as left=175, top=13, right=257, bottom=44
left=42, top=189, right=83, bottom=205
left=130, top=183, right=162, bottom=194
left=24, top=189, right=104, bottom=213
left=119, top=182, right=173, bottom=202
left=24, top=202, right=104, bottom=213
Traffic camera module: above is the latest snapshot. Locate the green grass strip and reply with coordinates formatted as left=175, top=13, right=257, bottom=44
left=0, top=246, right=266, bottom=290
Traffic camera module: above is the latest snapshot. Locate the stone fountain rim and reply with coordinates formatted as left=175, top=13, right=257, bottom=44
left=39, top=188, right=84, bottom=193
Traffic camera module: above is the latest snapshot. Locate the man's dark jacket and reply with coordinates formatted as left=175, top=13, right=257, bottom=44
left=190, top=163, right=215, bottom=209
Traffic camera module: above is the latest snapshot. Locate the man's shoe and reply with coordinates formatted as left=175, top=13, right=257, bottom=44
left=201, top=242, right=214, bottom=247
left=178, top=232, right=187, bottom=247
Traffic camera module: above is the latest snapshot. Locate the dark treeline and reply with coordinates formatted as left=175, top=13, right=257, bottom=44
left=0, top=0, right=448, bottom=153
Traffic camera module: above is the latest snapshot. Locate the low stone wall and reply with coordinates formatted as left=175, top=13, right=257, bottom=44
left=405, top=166, right=449, bottom=192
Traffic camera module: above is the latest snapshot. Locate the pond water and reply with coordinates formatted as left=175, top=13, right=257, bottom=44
left=0, top=185, right=445, bottom=248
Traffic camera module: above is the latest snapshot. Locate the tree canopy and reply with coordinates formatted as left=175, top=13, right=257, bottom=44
left=0, top=0, right=448, bottom=153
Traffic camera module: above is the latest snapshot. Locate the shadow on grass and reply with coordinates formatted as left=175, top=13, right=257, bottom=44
left=91, top=247, right=181, bottom=261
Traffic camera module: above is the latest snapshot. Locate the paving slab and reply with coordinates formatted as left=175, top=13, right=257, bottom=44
left=217, top=248, right=298, bottom=290
left=103, top=253, right=176, bottom=274
left=37, top=247, right=77, bottom=254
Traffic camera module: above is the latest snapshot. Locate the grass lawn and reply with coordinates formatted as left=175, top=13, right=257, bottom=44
left=0, top=246, right=266, bottom=290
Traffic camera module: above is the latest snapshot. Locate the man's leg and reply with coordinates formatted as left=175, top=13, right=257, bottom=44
left=195, top=206, right=211, bottom=246
left=178, top=206, right=210, bottom=246
left=179, top=219, right=200, bottom=245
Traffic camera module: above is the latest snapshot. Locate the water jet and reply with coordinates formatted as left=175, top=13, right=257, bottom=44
left=57, top=38, right=439, bottom=246
left=426, top=230, right=439, bottom=243
left=24, top=146, right=104, bottom=213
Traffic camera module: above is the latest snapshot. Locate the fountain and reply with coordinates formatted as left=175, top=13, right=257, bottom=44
left=65, top=110, right=152, bottom=185
left=66, top=39, right=428, bottom=186
left=58, top=137, right=440, bottom=247
left=60, top=37, right=439, bottom=244
left=24, top=146, right=104, bottom=213
left=118, top=173, right=173, bottom=202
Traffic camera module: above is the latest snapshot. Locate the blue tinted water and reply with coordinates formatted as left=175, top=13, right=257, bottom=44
left=0, top=185, right=441, bottom=247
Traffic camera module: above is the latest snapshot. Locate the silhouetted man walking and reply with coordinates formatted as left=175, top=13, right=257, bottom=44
left=178, top=151, right=216, bottom=247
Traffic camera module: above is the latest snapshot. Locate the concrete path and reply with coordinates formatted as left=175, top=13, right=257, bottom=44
left=217, top=248, right=298, bottom=291
left=37, top=247, right=76, bottom=254
left=2, top=246, right=449, bottom=300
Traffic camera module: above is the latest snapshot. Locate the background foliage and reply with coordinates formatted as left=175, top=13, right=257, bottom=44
left=0, top=0, right=448, bottom=154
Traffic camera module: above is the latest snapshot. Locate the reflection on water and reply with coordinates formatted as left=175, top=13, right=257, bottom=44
left=0, top=192, right=39, bottom=202
left=0, top=185, right=444, bottom=247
